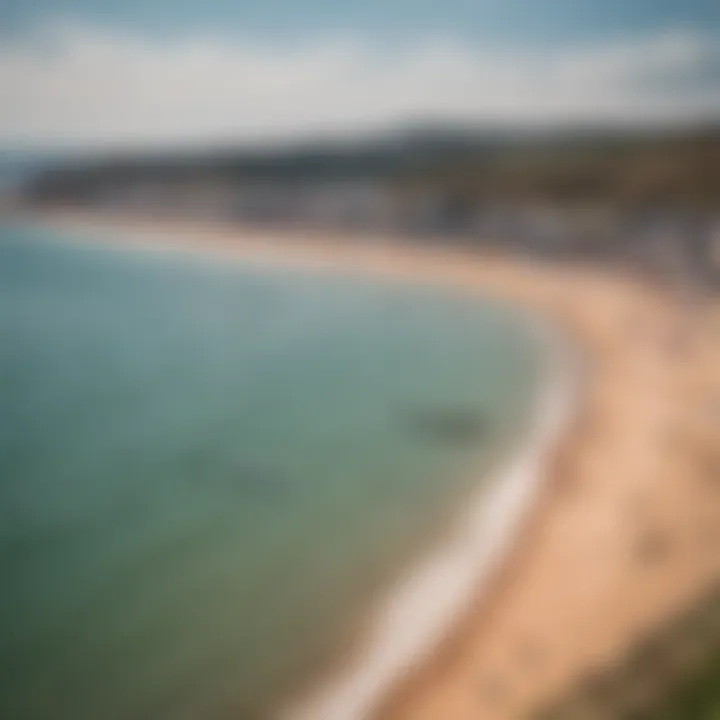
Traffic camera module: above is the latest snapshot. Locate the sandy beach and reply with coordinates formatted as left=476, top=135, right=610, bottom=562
left=12, top=211, right=720, bottom=719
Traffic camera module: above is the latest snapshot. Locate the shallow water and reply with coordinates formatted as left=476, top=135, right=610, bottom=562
left=0, top=224, right=543, bottom=719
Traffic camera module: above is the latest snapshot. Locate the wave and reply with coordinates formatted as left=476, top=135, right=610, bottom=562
left=285, top=318, right=580, bottom=720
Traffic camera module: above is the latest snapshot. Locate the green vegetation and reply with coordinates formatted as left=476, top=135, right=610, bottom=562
left=540, top=590, right=720, bottom=720
left=656, top=651, right=720, bottom=719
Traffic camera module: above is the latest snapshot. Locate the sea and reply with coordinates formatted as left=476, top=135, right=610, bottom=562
left=0, top=222, right=549, bottom=720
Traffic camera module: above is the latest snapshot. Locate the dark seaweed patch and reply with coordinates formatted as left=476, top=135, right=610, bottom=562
left=403, top=407, right=487, bottom=447
left=186, top=462, right=288, bottom=502
left=227, top=464, right=286, bottom=498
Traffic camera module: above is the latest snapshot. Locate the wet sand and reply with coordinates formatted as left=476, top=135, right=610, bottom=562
left=15, top=211, right=720, bottom=718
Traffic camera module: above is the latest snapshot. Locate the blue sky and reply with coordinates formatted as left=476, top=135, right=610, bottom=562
left=0, top=0, right=718, bottom=148
left=1, top=0, right=719, bottom=44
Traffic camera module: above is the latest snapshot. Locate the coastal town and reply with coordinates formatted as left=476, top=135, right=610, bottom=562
left=18, top=128, right=720, bottom=293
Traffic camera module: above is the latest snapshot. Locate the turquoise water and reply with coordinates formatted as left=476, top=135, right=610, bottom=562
left=0, top=225, right=543, bottom=720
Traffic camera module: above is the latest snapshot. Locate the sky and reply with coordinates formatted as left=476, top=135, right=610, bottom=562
left=0, top=0, right=718, bottom=149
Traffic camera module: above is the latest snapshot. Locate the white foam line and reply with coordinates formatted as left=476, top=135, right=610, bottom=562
left=285, top=318, right=580, bottom=720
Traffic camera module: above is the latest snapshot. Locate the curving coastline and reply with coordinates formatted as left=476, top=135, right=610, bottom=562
left=9, top=209, right=720, bottom=720
left=285, top=320, right=580, bottom=720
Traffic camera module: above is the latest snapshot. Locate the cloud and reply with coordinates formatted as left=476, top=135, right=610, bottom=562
left=0, top=23, right=718, bottom=148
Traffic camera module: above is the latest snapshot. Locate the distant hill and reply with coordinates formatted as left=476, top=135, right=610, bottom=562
left=21, top=124, right=720, bottom=210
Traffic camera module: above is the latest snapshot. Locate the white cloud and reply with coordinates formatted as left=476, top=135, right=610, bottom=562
left=0, top=23, right=718, bottom=148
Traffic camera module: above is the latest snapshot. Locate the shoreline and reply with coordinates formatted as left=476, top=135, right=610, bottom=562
left=6, top=210, right=720, bottom=719
left=286, top=321, right=579, bottom=720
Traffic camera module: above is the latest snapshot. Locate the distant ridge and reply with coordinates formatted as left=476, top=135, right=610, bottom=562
left=22, top=122, right=720, bottom=210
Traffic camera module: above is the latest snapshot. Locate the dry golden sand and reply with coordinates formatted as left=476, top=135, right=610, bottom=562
left=17, top=212, right=720, bottom=719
